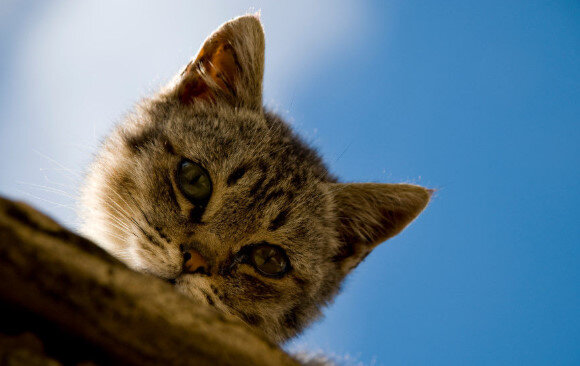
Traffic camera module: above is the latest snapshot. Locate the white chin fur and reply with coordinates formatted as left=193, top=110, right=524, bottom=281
left=175, top=276, right=208, bottom=301
left=174, top=276, right=229, bottom=313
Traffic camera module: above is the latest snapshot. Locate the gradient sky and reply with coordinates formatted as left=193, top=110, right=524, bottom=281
left=1, top=1, right=578, bottom=365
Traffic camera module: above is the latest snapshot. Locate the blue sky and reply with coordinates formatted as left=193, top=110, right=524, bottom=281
left=1, top=1, right=578, bottom=365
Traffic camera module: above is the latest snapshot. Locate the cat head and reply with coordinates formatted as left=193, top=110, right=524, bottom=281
left=79, top=15, right=431, bottom=343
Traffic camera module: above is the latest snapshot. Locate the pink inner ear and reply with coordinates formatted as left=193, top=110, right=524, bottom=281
left=177, top=38, right=240, bottom=105
left=177, top=67, right=212, bottom=104
left=207, top=43, right=240, bottom=92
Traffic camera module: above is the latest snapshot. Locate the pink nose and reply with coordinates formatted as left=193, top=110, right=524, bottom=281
left=183, top=249, right=208, bottom=274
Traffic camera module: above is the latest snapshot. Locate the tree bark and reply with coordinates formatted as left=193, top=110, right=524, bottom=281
left=0, top=196, right=299, bottom=366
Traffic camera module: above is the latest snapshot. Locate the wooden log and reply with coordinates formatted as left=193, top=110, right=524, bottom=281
left=0, top=196, right=299, bottom=366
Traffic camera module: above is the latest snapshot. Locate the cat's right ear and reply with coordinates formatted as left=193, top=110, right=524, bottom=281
left=169, top=14, right=265, bottom=110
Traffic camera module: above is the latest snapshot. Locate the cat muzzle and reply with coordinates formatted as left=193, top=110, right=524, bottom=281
left=183, top=249, right=209, bottom=275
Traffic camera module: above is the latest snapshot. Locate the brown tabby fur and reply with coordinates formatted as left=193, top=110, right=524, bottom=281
left=79, top=14, right=431, bottom=343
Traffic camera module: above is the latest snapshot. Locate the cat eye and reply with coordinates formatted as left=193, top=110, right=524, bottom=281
left=248, top=243, right=290, bottom=277
left=176, top=159, right=212, bottom=206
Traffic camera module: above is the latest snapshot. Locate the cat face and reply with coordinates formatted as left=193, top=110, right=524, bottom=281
left=79, top=15, right=431, bottom=343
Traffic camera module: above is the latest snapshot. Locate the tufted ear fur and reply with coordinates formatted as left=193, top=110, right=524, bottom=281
left=173, top=14, right=265, bottom=109
left=331, top=183, right=432, bottom=274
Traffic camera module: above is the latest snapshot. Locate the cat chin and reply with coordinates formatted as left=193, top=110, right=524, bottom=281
left=174, top=275, right=220, bottom=307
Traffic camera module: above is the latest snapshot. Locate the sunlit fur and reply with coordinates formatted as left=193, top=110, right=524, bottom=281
left=79, top=14, right=430, bottom=343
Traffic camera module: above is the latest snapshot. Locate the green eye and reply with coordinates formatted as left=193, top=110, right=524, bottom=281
left=250, top=244, right=290, bottom=277
left=177, top=159, right=212, bottom=205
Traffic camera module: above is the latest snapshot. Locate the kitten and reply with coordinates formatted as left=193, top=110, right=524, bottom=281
left=79, top=14, right=431, bottom=343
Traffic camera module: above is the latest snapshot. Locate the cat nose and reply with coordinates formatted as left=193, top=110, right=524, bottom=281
left=182, top=248, right=209, bottom=275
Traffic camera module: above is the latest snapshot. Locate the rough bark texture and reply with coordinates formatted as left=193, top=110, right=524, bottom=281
left=0, top=196, right=300, bottom=366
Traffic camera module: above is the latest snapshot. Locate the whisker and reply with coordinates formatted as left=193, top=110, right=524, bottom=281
left=33, top=149, right=82, bottom=182
left=100, top=191, right=136, bottom=222
left=100, top=192, right=158, bottom=244
left=96, top=197, right=137, bottom=234
left=17, top=181, right=78, bottom=200
left=127, top=194, right=154, bottom=226
left=94, top=178, right=136, bottom=218
left=39, top=170, right=78, bottom=190
left=16, top=189, right=76, bottom=211
left=98, top=228, right=128, bottom=243
left=97, top=212, right=135, bottom=237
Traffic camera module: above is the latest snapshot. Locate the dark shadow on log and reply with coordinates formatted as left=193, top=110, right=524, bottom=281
left=0, top=196, right=299, bottom=366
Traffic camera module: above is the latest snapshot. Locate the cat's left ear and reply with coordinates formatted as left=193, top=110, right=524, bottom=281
left=330, top=183, right=432, bottom=274
left=172, top=14, right=265, bottom=109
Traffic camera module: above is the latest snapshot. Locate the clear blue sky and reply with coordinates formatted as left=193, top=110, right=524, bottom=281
left=1, top=1, right=578, bottom=365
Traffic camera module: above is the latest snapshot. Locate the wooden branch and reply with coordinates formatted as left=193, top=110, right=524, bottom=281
left=0, top=196, right=299, bottom=366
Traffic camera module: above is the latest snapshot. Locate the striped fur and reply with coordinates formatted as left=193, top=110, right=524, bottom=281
left=79, top=15, right=430, bottom=343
